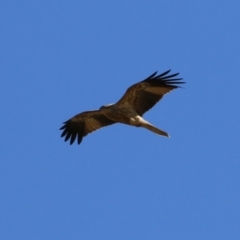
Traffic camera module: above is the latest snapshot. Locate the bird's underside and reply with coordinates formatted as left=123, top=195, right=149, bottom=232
left=60, top=70, right=185, bottom=145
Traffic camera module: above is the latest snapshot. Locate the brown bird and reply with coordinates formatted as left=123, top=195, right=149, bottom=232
left=60, top=70, right=184, bottom=145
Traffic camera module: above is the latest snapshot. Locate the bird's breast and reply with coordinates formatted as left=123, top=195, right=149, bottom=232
left=103, top=107, right=138, bottom=125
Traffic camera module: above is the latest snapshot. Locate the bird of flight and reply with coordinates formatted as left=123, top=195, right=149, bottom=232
left=60, top=70, right=184, bottom=145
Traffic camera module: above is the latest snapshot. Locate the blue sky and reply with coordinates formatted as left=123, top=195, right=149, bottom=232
left=1, top=1, right=240, bottom=239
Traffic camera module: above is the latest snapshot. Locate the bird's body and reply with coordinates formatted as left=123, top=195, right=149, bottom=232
left=101, top=104, right=139, bottom=125
left=60, top=70, right=184, bottom=145
left=100, top=104, right=169, bottom=136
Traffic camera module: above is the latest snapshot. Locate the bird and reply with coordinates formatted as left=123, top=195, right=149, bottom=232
left=60, top=70, right=184, bottom=145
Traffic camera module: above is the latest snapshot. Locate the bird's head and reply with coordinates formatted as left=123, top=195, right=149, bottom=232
left=99, top=103, right=114, bottom=110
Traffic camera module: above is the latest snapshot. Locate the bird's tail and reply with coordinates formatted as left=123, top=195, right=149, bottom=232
left=141, top=122, right=169, bottom=137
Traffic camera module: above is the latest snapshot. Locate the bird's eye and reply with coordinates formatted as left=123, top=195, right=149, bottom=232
left=99, top=106, right=105, bottom=110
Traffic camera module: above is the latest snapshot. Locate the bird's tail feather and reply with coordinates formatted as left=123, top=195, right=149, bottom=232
left=142, top=123, right=169, bottom=137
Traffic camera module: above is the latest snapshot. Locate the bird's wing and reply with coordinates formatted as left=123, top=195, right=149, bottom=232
left=60, top=110, right=116, bottom=145
left=116, top=70, right=185, bottom=116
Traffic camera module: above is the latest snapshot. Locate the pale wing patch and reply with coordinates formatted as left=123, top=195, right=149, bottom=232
left=144, top=86, right=173, bottom=95
left=85, top=118, right=102, bottom=133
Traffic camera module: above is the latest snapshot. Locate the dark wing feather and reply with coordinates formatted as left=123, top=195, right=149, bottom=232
left=116, top=70, right=184, bottom=116
left=60, top=110, right=115, bottom=145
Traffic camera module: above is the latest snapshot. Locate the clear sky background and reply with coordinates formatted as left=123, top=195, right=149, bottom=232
left=1, top=1, right=240, bottom=239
